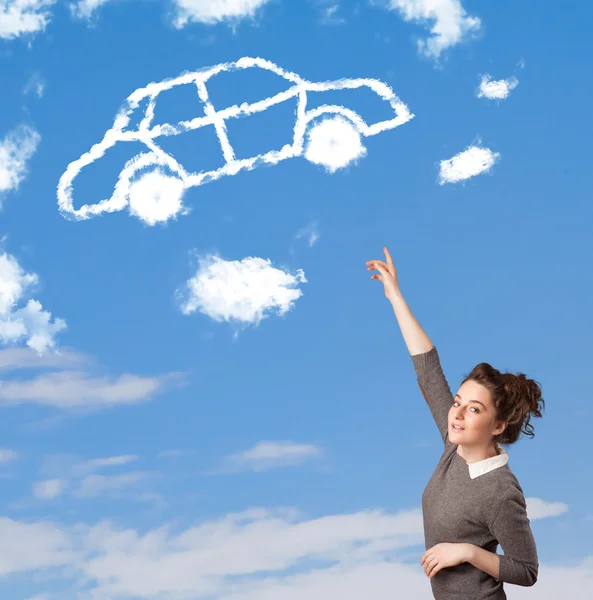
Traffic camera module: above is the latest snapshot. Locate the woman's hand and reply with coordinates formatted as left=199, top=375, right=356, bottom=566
left=366, top=246, right=401, bottom=302
left=420, top=543, right=473, bottom=579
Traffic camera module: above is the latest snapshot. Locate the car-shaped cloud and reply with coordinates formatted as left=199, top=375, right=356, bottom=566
left=57, top=56, right=414, bottom=222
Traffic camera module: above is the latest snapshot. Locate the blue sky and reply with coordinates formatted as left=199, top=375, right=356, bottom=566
left=1, top=0, right=592, bottom=598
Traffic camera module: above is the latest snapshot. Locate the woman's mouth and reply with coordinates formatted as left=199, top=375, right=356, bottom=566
left=451, top=424, right=465, bottom=432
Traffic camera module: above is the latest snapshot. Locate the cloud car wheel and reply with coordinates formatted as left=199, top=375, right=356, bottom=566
left=124, top=160, right=187, bottom=226
left=303, top=115, right=367, bottom=173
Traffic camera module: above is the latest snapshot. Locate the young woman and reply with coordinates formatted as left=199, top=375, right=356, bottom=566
left=367, top=247, right=544, bottom=600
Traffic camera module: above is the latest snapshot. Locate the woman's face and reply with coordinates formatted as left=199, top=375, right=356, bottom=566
left=448, top=380, right=505, bottom=446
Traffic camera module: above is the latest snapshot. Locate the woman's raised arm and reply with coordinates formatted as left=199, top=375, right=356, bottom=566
left=367, top=247, right=453, bottom=444
left=366, top=246, right=433, bottom=356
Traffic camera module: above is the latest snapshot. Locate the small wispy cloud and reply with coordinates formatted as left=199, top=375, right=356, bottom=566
left=221, top=441, right=324, bottom=472
left=0, top=448, right=19, bottom=464
left=33, top=478, right=66, bottom=500
left=476, top=74, right=519, bottom=100
left=177, top=253, right=306, bottom=328
left=295, top=220, right=321, bottom=248
left=72, top=454, right=139, bottom=476
left=383, top=0, right=481, bottom=59
left=0, top=0, right=55, bottom=39
left=0, top=125, right=40, bottom=205
left=34, top=454, right=151, bottom=502
left=73, top=471, right=152, bottom=498
left=22, top=73, right=45, bottom=98
left=439, top=145, right=500, bottom=184
left=0, top=251, right=66, bottom=354
left=526, top=497, right=569, bottom=520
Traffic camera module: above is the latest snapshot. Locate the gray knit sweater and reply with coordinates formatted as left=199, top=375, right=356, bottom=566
left=412, top=347, right=538, bottom=600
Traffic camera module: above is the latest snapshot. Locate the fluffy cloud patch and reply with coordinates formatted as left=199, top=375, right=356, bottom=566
left=0, top=252, right=66, bottom=354
left=69, top=0, right=109, bottom=19
left=304, top=116, right=367, bottom=173
left=439, top=145, right=500, bottom=184
left=0, top=0, right=54, bottom=39
left=178, top=254, right=306, bottom=326
left=526, top=497, right=569, bottom=520
left=0, top=125, right=40, bottom=203
left=127, top=169, right=188, bottom=226
left=477, top=74, right=519, bottom=100
left=172, top=0, right=273, bottom=28
left=384, top=0, right=481, bottom=58
left=1, top=501, right=589, bottom=599
left=222, top=441, right=324, bottom=472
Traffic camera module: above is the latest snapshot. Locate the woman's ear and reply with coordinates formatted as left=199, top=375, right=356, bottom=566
left=492, top=420, right=507, bottom=436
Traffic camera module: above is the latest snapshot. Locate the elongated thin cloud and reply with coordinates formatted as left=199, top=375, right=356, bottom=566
left=439, top=145, right=500, bottom=184
left=384, top=0, right=481, bottom=58
left=0, top=371, right=177, bottom=408
left=0, top=125, right=40, bottom=205
left=57, top=56, right=412, bottom=224
left=178, top=253, right=306, bottom=326
left=477, top=74, right=519, bottom=100
left=222, top=441, right=324, bottom=472
left=0, top=0, right=54, bottom=39
left=0, top=252, right=66, bottom=354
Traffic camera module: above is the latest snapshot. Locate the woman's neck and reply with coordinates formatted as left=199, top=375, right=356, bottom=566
left=456, top=442, right=500, bottom=464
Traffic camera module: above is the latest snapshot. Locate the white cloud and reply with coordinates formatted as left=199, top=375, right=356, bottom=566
left=33, top=478, right=66, bottom=500
left=223, top=441, right=324, bottom=472
left=439, top=145, right=500, bottom=184
left=477, top=74, right=519, bottom=100
left=0, top=346, right=89, bottom=370
left=0, top=494, right=588, bottom=599
left=73, top=471, right=152, bottom=498
left=0, top=124, right=40, bottom=203
left=0, top=0, right=54, bottom=39
left=178, top=253, right=306, bottom=326
left=22, top=72, right=45, bottom=98
left=127, top=168, right=188, bottom=226
left=0, top=517, right=74, bottom=576
left=295, top=220, right=320, bottom=248
left=384, top=0, right=481, bottom=58
left=0, top=447, right=19, bottom=463
left=76, top=455, right=139, bottom=474
left=0, top=370, right=175, bottom=408
left=526, top=497, right=569, bottom=520
left=69, top=0, right=109, bottom=19
left=32, top=454, right=149, bottom=502
left=0, top=252, right=66, bottom=354
left=0, top=502, right=589, bottom=600
left=172, top=0, right=273, bottom=28
left=304, top=116, right=367, bottom=173
left=0, top=448, right=20, bottom=465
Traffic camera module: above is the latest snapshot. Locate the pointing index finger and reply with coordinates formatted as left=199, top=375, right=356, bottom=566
left=384, top=246, right=394, bottom=266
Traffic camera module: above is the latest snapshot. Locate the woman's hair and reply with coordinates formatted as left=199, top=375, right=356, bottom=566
left=461, top=362, right=545, bottom=445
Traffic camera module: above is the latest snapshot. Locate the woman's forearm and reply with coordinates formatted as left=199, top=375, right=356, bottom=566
left=466, top=544, right=500, bottom=580
left=389, top=293, right=434, bottom=356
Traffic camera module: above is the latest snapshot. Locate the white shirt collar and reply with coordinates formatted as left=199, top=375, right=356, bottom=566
left=460, top=445, right=509, bottom=479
